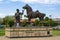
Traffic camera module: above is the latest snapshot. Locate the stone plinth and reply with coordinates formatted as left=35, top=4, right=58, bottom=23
left=5, top=27, right=52, bottom=37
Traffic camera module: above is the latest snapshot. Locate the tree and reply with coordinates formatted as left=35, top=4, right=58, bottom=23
left=45, top=17, right=49, bottom=21
left=8, top=19, right=14, bottom=27
left=21, top=19, right=27, bottom=27
left=34, top=19, right=40, bottom=26
left=3, top=16, right=14, bottom=27
left=45, top=19, right=58, bottom=27
left=0, top=18, right=3, bottom=24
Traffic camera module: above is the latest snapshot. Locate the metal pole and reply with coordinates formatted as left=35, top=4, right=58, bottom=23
left=49, top=15, right=52, bottom=27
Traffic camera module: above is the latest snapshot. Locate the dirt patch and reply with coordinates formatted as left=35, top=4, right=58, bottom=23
left=0, top=36, right=60, bottom=40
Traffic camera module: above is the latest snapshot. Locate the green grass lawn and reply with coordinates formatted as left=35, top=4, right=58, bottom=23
left=0, top=28, right=5, bottom=36
left=0, top=28, right=60, bottom=36
left=52, top=30, right=60, bottom=36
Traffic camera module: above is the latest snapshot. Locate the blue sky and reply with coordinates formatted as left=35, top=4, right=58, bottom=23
left=0, top=0, right=60, bottom=18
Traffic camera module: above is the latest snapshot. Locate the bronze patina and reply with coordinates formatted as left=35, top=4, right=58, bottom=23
left=23, top=4, right=45, bottom=22
left=15, top=9, right=23, bottom=27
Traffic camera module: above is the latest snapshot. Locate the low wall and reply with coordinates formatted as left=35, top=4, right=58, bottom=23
left=5, top=27, right=52, bottom=37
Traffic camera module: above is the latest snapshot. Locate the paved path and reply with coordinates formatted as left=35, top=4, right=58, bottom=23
left=0, top=36, right=60, bottom=40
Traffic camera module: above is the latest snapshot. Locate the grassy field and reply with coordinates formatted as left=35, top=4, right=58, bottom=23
left=52, top=30, right=60, bottom=36
left=0, top=28, right=5, bottom=36
left=0, top=28, right=60, bottom=36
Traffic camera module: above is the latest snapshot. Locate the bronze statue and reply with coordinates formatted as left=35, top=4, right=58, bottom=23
left=15, top=9, right=23, bottom=27
left=23, top=4, right=45, bottom=22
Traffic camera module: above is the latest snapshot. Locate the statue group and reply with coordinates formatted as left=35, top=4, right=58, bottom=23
left=5, top=4, right=52, bottom=38
left=15, top=4, right=45, bottom=27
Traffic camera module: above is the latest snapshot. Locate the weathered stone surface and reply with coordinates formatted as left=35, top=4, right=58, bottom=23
left=5, top=27, right=52, bottom=37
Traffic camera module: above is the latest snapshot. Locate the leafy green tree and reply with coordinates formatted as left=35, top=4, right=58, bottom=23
left=3, top=16, right=14, bottom=27
left=34, top=19, right=40, bottom=26
left=8, top=19, right=14, bottom=27
left=0, top=18, right=3, bottom=24
left=45, top=17, right=49, bottom=21
left=44, top=19, right=58, bottom=27
left=21, top=19, right=27, bottom=27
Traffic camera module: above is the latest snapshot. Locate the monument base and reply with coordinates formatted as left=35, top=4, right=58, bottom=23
left=5, top=27, right=52, bottom=38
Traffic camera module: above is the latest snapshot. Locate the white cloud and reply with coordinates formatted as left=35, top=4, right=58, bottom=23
left=0, top=14, right=6, bottom=18
left=0, top=13, right=14, bottom=18
left=10, top=0, right=19, bottom=2
left=10, top=0, right=37, bottom=3
left=8, top=13, right=14, bottom=16
left=49, top=0, right=60, bottom=4
left=10, top=0, right=60, bottom=4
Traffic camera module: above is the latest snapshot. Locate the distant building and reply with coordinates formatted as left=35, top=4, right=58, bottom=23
left=53, top=18, right=60, bottom=24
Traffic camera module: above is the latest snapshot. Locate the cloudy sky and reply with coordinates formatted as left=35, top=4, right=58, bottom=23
left=0, top=0, right=60, bottom=18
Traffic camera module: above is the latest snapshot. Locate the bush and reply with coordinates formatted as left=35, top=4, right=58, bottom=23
left=8, top=20, right=14, bottom=27
left=21, top=19, right=27, bottom=27
left=34, top=20, right=40, bottom=26
left=44, top=20, right=58, bottom=27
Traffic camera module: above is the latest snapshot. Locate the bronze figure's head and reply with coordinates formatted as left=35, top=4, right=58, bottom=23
left=16, top=9, right=19, bottom=12
left=23, top=4, right=30, bottom=9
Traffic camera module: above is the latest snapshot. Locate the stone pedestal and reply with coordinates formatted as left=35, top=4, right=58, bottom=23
left=5, top=27, right=52, bottom=37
